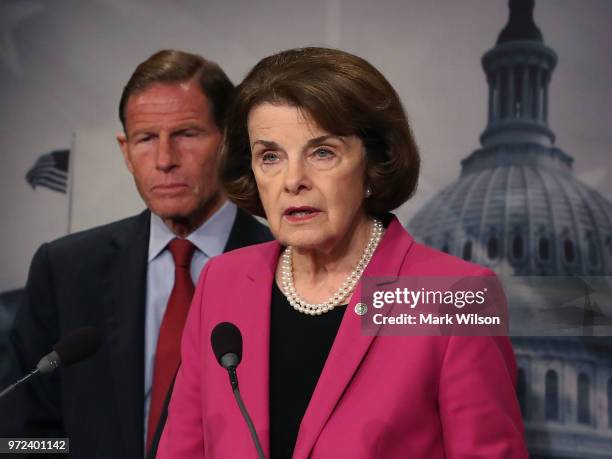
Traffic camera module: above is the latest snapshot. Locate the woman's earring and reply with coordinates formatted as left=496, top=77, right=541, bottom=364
left=365, top=187, right=372, bottom=198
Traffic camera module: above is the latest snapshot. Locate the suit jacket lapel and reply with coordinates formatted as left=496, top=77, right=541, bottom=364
left=242, top=242, right=281, bottom=458
left=292, top=217, right=414, bottom=459
left=224, top=208, right=272, bottom=253
left=103, top=211, right=150, bottom=458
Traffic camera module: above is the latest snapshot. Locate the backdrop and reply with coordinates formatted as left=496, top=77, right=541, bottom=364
left=1, top=1, right=610, bottom=457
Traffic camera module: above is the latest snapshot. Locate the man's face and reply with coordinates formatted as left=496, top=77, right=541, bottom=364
left=117, top=80, right=223, bottom=234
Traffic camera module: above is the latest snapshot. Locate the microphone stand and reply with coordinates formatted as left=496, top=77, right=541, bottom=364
left=226, top=366, right=265, bottom=459
left=0, top=369, right=40, bottom=400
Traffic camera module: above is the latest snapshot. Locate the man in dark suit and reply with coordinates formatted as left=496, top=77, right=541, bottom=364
left=0, top=50, right=271, bottom=458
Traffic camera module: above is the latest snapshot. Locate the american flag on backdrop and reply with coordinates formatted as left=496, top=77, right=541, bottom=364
left=25, top=149, right=70, bottom=193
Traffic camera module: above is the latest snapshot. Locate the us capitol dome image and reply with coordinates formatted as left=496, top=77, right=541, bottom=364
left=407, top=0, right=612, bottom=457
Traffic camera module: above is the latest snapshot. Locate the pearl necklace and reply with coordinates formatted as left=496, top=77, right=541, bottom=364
left=280, top=219, right=384, bottom=315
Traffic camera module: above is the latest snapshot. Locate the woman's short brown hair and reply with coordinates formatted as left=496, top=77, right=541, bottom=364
left=219, top=47, right=420, bottom=217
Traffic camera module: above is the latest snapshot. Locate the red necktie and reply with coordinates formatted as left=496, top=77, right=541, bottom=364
left=146, top=238, right=196, bottom=450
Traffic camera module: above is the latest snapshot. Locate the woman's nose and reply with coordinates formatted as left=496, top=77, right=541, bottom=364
left=283, top=156, right=310, bottom=194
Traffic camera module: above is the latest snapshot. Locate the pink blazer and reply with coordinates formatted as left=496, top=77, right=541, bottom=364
left=157, top=217, right=528, bottom=458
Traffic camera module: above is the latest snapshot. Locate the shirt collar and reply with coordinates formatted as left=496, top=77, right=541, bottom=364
left=148, top=200, right=238, bottom=262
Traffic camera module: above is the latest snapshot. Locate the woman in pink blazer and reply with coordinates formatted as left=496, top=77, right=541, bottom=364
left=157, top=47, right=528, bottom=458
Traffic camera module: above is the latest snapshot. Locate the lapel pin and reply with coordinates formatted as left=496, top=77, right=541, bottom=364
left=354, top=302, right=368, bottom=316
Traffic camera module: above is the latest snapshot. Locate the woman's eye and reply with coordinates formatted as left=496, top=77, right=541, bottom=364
left=262, top=152, right=279, bottom=163
left=314, top=148, right=334, bottom=159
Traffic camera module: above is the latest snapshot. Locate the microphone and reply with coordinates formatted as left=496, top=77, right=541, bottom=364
left=37, top=326, right=101, bottom=373
left=211, top=322, right=242, bottom=389
left=211, top=322, right=265, bottom=459
left=0, top=327, right=101, bottom=400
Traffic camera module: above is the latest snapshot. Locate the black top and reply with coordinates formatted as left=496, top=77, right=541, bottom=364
left=269, top=281, right=347, bottom=459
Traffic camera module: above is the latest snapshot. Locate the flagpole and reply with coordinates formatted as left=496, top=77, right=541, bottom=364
left=66, top=132, right=76, bottom=235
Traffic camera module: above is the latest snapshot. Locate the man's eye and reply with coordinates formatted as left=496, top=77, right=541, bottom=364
left=137, top=135, right=153, bottom=143
left=181, top=130, right=198, bottom=138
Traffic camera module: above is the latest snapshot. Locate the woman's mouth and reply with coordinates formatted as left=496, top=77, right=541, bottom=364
left=283, top=206, right=321, bottom=222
